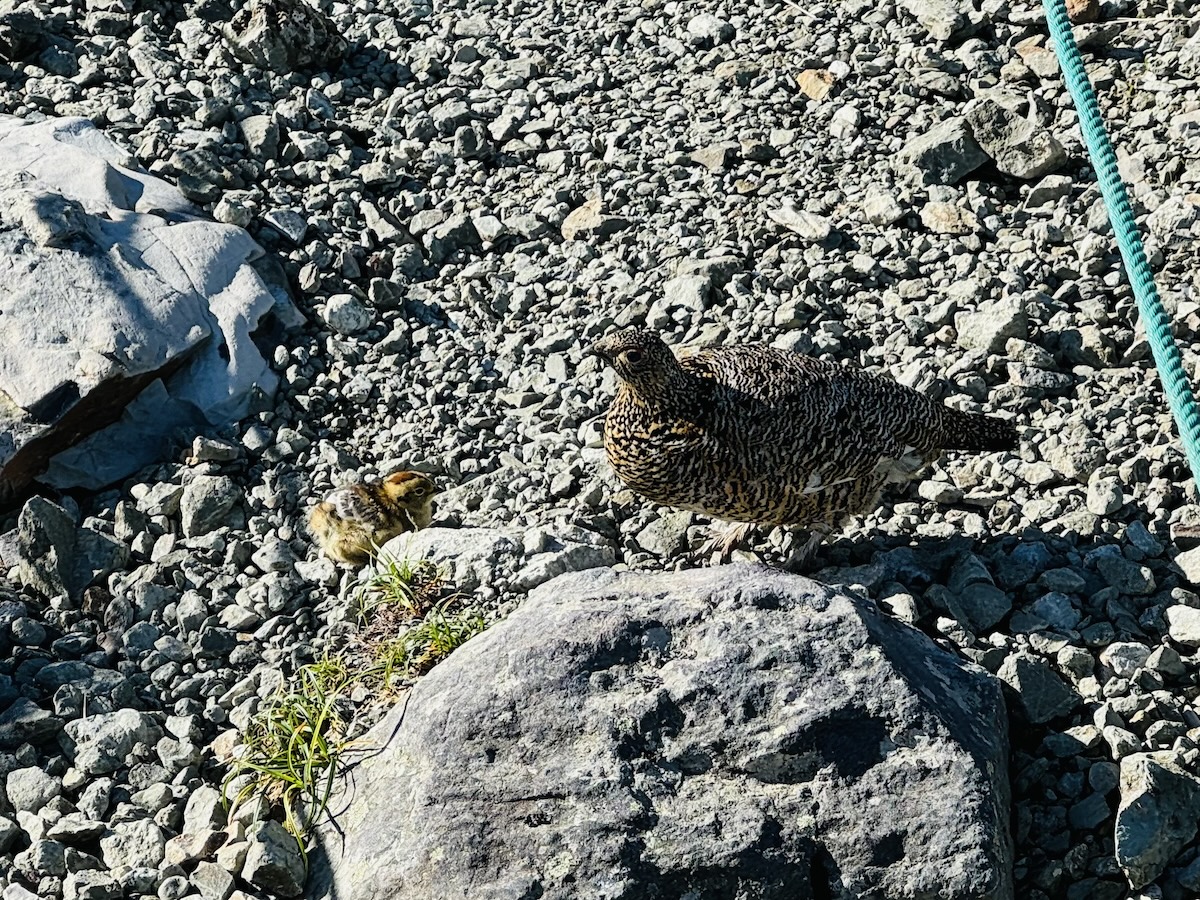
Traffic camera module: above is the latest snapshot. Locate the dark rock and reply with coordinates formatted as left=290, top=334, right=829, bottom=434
left=18, top=494, right=76, bottom=599
left=966, top=98, right=1066, bottom=180
left=243, top=819, right=305, bottom=898
left=424, top=214, right=481, bottom=264
left=1115, top=752, right=1200, bottom=888
left=897, top=117, right=988, bottom=185
left=0, top=697, right=62, bottom=749
left=312, top=566, right=1013, bottom=900
left=219, top=0, right=348, bottom=72
left=17, top=496, right=128, bottom=601
left=997, top=653, right=1079, bottom=724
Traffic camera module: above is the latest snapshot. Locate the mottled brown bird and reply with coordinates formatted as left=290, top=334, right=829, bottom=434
left=589, top=328, right=1017, bottom=561
left=308, top=470, right=439, bottom=566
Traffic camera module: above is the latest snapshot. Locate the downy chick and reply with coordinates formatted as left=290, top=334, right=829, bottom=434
left=308, top=470, right=439, bottom=566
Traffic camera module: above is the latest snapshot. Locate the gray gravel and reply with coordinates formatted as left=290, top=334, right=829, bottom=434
left=3, top=0, right=1200, bottom=897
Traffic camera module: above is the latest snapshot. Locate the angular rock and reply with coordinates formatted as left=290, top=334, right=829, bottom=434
left=63, top=871, right=121, bottom=900
left=239, top=115, right=279, bottom=160
left=1147, top=195, right=1199, bottom=243
left=899, top=0, right=973, bottom=41
left=560, top=197, right=631, bottom=242
left=897, top=118, right=988, bottom=185
left=379, top=527, right=522, bottom=594
left=263, top=209, right=308, bottom=244
left=46, top=813, right=106, bottom=842
left=65, top=708, right=163, bottom=775
left=321, top=294, right=372, bottom=336
left=659, top=274, right=713, bottom=312
left=767, top=204, right=832, bottom=242
left=5, top=765, right=61, bottom=813
left=219, top=0, right=347, bottom=72
left=17, top=495, right=76, bottom=599
left=966, top=98, right=1066, bottom=180
left=635, top=510, right=694, bottom=557
left=182, top=787, right=225, bottom=840
left=1095, top=553, right=1154, bottom=596
left=193, top=861, right=236, bottom=900
left=997, top=653, right=1079, bottom=724
left=99, top=818, right=167, bottom=870
left=0, top=115, right=298, bottom=498
left=17, top=496, right=128, bottom=601
left=955, top=298, right=1028, bottom=354
left=0, top=815, right=18, bottom=853
left=1116, top=752, right=1200, bottom=889
left=164, top=829, right=226, bottom=867
left=512, top=537, right=615, bottom=591
left=689, top=141, right=741, bottom=171
left=1067, top=0, right=1099, bottom=22
left=1026, top=174, right=1074, bottom=208
left=920, top=201, right=977, bottom=235
left=180, top=475, right=242, bottom=538
left=864, top=188, right=906, bottom=226
left=686, top=12, right=734, bottom=46
left=1165, top=605, right=1200, bottom=646
left=424, top=213, right=481, bottom=264
left=14, top=838, right=67, bottom=877
left=312, top=566, right=1013, bottom=900
left=1099, top=642, right=1151, bottom=677
left=0, top=697, right=62, bottom=749
left=797, top=69, right=835, bottom=101
left=1173, top=546, right=1200, bottom=585
left=243, top=819, right=305, bottom=898
left=2, top=884, right=42, bottom=900
left=947, top=581, right=1012, bottom=633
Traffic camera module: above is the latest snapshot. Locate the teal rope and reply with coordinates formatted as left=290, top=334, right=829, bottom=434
left=1043, top=0, right=1200, bottom=486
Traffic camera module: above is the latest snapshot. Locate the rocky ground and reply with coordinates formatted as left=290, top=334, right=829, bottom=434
left=2, top=0, right=1200, bottom=896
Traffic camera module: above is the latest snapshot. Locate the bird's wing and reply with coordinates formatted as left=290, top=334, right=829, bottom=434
left=682, top=346, right=913, bottom=467
left=327, top=487, right=383, bottom=525
left=681, top=345, right=847, bottom=406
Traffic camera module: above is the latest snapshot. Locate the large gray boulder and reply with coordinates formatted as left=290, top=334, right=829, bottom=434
left=311, top=565, right=1013, bottom=900
left=0, top=115, right=301, bottom=499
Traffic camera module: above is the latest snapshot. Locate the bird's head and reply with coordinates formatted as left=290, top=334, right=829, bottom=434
left=380, top=470, right=440, bottom=509
left=587, top=328, right=683, bottom=397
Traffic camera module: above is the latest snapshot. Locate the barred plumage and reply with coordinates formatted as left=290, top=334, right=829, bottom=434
left=589, top=329, right=1017, bottom=551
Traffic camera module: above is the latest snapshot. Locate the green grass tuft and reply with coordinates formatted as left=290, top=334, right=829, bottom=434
left=224, top=658, right=350, bottom=854
left=395, top=602, right=487, bottom=675
left=223, top=552, right=491, bottom=863
left=353, top=549, right=444, bottom=620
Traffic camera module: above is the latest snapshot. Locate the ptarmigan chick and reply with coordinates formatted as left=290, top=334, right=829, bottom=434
left=308, top=470, right=439, bottom=566
left=590, top=328, right=1018, bottom=561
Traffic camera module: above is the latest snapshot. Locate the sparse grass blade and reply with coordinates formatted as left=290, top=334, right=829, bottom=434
left=221, top=554, right=492, bottom=866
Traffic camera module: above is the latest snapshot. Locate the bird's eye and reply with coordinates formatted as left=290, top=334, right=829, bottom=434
left=624, top=349, right=643, bottom=365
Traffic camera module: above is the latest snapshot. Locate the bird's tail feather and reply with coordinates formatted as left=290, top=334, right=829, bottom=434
left=940, top=407, right=1018, bottom=451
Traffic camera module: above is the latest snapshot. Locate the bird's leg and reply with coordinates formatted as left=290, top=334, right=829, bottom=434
left=779, top=526, right=831, bottom=573
left=690, top=521, right=759, bottom=564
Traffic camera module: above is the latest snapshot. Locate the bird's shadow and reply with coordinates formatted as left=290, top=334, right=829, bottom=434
left=710, top=497, right=1184, bottom=655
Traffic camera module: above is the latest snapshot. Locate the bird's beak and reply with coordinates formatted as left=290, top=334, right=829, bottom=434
left=585, top=340, right=609, bottom=361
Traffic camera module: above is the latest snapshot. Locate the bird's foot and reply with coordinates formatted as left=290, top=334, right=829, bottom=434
left=689, top=522, right=759, bottom=565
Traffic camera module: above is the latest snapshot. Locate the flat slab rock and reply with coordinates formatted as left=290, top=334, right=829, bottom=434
left=311, top=565, right=1013, bottom=900
left=0, top=114, right=301, bottom=498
